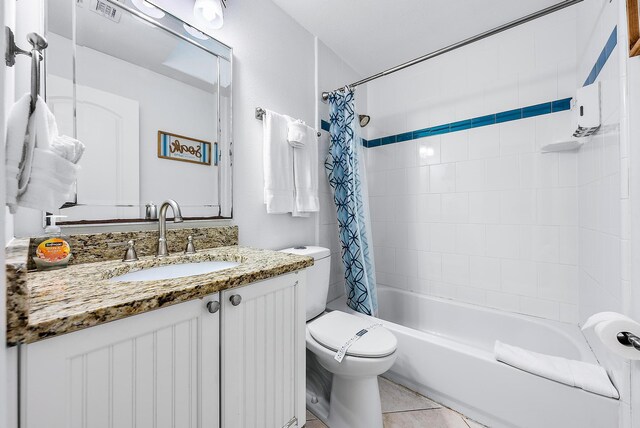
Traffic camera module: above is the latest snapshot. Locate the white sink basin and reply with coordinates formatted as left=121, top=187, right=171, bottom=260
left=110, top=261, right=241, bottom=282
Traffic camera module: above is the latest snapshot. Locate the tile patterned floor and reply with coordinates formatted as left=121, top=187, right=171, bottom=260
left=305, top=377, right=487, bottom=428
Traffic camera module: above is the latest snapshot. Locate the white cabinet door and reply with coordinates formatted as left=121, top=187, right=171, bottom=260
left=22, top=294, right=221, bottom=428
left=221, top=272, right=306, bottom=428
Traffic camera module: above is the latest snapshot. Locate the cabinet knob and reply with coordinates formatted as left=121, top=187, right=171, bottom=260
left=206, top=301, right=221, bottom=314
left=229, top=294, right=242, bottom=306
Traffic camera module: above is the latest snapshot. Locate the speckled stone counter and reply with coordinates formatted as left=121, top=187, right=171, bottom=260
left=6, top=235, right=313, bottom=345
left=6, top=238, right=30, bottom=345
left=26, top=225, right=239, bottom=270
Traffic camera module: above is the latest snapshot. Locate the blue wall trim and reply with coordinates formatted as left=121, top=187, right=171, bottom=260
left=362, top=97, right=572, bottom=148
left=320, top=119, right=371, bottom=146
left=584, top=26, right=617, bottom=87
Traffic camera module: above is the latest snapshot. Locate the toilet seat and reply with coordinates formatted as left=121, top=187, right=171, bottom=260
left=307, top=311, right=397, bottom=358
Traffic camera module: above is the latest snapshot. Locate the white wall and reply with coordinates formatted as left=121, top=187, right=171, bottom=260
left=198, top=0, right=317, bottom=249
left=627, top=15, right=640, bottom=428
left=576, top=0, right=633, bottom=424
left=6, top=0, right=42, bottom=239
left=577, top=0, right=627, bottom=325
left=1, top=3, right=8, bottom=427
left=363, top=7, right=580, bottom=322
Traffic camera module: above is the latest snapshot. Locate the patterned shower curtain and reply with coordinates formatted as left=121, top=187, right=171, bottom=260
left=325, top=88, right=378, bottom=316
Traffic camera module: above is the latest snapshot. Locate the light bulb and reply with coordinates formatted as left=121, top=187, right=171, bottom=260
left=201, top=5, right=216, bottom=21
left=194, top=0, right=224, bottom=29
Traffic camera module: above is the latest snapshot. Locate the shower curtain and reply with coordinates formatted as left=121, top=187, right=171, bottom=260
left=325, top=88, right=378, bottom=316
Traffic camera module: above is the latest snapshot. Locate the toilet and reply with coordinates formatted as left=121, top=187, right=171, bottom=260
left=280, top=246, right=397, bottom=428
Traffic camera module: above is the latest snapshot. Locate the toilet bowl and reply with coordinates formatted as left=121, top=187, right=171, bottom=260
left=279, top=246, right=398, bottom=428
left=306, top=311, right=397, bottom=428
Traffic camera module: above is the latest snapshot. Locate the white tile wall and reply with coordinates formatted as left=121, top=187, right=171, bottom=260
left=364, top=7, right=581, bottom=322
left=576, top=0, right=634, bottom=424
left=576, top=2, right=625, bottom=320
left=367, top=114, right=581, bottom=321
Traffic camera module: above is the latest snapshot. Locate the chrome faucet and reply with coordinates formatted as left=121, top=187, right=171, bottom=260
left=156, top=199, right=184, bottom=257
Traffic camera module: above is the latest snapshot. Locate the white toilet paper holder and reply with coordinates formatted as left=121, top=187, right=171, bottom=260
left=617, top=332, right=640, bottom=351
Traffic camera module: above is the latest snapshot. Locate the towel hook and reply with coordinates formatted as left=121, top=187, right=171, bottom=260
left=5, top=27, right=48, bottom=112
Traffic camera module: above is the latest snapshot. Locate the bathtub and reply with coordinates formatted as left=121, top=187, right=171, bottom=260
left=327, top=286, right=620, bottom=428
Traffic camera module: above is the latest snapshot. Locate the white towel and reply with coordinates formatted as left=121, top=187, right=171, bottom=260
left=5, top=94, right=32, bottom=212
left=17, top=149, right=79, bottom=211
left=494, top=341, right=619, bottom=399
left=292, top=122, right=319, bottom=214
left=263, top=110, right=294, bottom=214
left=51, top=135, right=85, bottom=163
left=287, top=120, right=307, bottom=148
left=13, top=97, right=84, bottom=212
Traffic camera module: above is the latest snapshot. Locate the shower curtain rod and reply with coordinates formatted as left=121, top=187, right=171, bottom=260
left=321, top=0, right=583, bottom=101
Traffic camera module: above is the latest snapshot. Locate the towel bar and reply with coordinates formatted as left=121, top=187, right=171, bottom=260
left=255, top=107, right=322, bottom=137
left=5, top=27, right=48, bottom=113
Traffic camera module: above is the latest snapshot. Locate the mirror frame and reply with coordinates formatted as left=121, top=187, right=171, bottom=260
left=43, top=0, right=233, bottom=226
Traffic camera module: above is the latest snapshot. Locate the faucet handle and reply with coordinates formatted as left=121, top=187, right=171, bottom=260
left=184, top=236, right=196, bottom=254
left=108, top=240, right=139, bottom=262
left=184, top=234, right=207, bottom=255
left=184, top=235, right=197, bottom=254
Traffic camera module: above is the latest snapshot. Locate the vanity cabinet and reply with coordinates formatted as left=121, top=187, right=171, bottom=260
left=21, top=293, right=221, bottom=428
left=19, top=272, right=306, bottom=428
left=221, top=272, right=306, bottom=428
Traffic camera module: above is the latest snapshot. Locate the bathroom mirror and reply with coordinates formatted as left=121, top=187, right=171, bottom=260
left=44, top=0, right=232, bottom=224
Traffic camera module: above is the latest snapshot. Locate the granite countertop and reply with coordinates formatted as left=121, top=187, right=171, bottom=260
left=6, top=243, right=313, bottom=344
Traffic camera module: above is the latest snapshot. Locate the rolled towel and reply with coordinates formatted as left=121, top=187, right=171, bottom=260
left=51, top=135, right=86, bottom=163
left=494, top=341, right=619, bottom=399
left=287, top=120, right=307, bottom=148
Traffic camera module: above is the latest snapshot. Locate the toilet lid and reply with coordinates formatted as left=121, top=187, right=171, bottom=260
left=307, top=311, right=397, bottom=358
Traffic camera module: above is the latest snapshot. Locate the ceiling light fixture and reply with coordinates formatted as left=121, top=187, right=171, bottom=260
left=131, top=0, right=165, bottom=19
left=193, top=0, right=224, bottom=30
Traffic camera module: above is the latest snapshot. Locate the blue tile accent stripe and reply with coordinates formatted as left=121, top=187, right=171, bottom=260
left=356, top=97, right=572, bottom=148
left=552, top=98, right=571, bottom=112
left=321, top=119, right=370, bottom=146
left=584, top=26, right=617, bottom=87
left=322, top=27, right=618, bottom=150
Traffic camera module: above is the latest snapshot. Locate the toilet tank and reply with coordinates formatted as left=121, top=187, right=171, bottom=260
left=279, top=246, right=331, bottom=321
